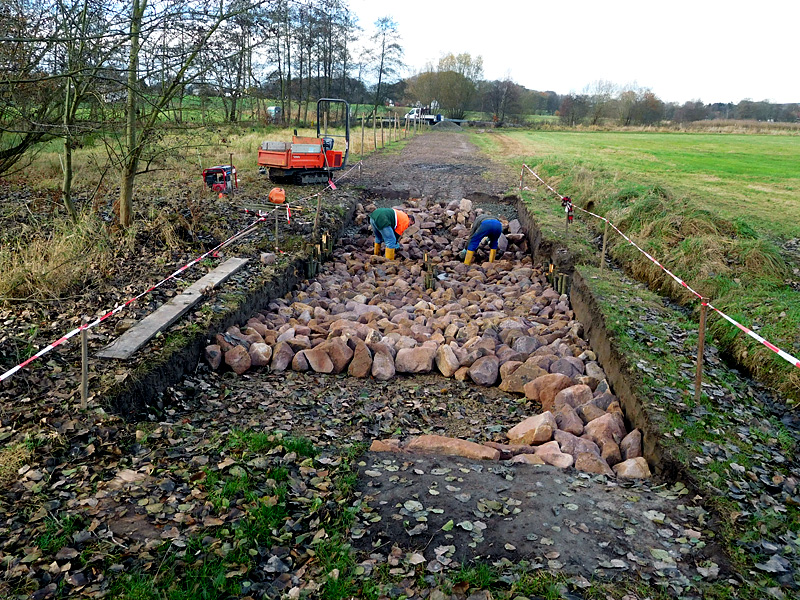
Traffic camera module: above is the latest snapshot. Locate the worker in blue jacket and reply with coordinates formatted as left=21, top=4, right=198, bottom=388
left=461, top=214, right=502, bottom=265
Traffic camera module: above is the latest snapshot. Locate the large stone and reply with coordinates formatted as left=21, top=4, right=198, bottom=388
left=291, top=350, right=310, bottom=371
left=511, top=335, right=542, bottom=356
left=507, top=412, right=557, bottom=445
left=406, top=435, right=500, bottom=461
left=371, top=349, right=396, bottom=381
left=550, top=357, right=585, bottom=379
left=205, top=344, right=222, bottom=370
left=435, top=344, right=460, bottom=378
left=304, top=345, right=334, bottom=373
left=454, top=366, right=470, bottom=381
left=270, top=341, right=295, bottom=372
left=585, top=361, right=606, bottom=381
left=510, top=453, right=546, bottom=465
left=553, top=384, right=594, bottom=411
left=499, top=362, right=548, bottom=394
left=576, top=401, right=607, bottom=424
left=575, top=452, right=614, bottom=477
left=395, top=346, right=436, bottom=373
left=601, top=441, right=622, bottom=466
left=523, top=374, right=575, bottom=409
left=370, top=439, right=404, bottom=453
left=533, top=440, right=574, bottom=469
left=323, top=337, right=354, bottom=373
left=620, top=429, right=643, bottom=460
left=348, top=340, right=373, bottom=378
left=584, top=412, right=627, bottom=446
left=554, top=430, right=600, bottom=457
left=613, top=457, right=652, bottom=479
left=555, top=405, right=584, bottom=436
left=248, top=342, right=272, bottom=367
left=225, top=345, right=251, bottom=375
left=469, top=355, right=499, bottom=386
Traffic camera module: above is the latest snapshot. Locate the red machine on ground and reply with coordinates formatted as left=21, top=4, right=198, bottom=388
left=202, top=165, right=237, bottom=194
left=257, top=98, right=350, bottom=185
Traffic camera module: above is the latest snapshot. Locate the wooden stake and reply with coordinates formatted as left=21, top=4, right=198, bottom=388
left=360, top=112, right=366, bottom=161
left=694, top=298, right=709, bottom=401
left=372, top=109, right=377, bottom=150
left=313, top=194, right=322, bottom=240
left=380, top=113, right=384, bottom=148
left=275, top=209, right=280, bottom=251
left=81, top=316, right=88, bottom=410
left=600, top=220, right=609, bottom=271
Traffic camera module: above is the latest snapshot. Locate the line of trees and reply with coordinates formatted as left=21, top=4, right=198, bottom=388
left=3, top=0, right=798, bottom=227
left=0, top=0, right=405, bottom=226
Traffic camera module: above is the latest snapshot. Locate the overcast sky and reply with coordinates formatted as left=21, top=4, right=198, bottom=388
left=347, top=0, right=798, bottom=105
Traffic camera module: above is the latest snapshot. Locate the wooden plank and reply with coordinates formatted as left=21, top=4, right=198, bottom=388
left=97, top=258, right=249, bottom=360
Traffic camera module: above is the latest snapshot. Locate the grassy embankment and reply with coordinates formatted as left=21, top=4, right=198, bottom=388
left=472, top=129, right=800, bottom=401
left=471, top=128, right=800, bottom=598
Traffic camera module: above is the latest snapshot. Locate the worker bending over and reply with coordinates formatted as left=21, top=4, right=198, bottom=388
left=370, top=207, right=411, bottom=260
left=462, top=214, right=502, bottom=265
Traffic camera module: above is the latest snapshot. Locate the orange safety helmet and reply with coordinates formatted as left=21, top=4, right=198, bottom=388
left=268, top=187, right=286, bottom=204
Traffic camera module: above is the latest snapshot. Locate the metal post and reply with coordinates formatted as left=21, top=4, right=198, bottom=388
left=694, top=298, right=709, bottom=401
left=519, top=167, right=524, bottom=191
left=600, top=220, right=609, bottom=271
left=275, top=209, right=279, bottom=251
left=81, top=316, right=88, bottom=410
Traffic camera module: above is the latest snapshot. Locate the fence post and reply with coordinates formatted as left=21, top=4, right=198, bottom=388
left=600, top=220, right=609, bottom=271
left=81, top=316, right=88, bottom=410
left=372, top=109, right=377, bottom=150
left=360, top=112, right=366, bottom=161
left=380, top=113, right=384, bottom=148
left=519, top=167, right=524, bottom=192
left=694, top=298, right=709, bottom=401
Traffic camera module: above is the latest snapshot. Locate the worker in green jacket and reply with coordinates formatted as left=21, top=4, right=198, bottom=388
left=370, top=207, right=411, bottom=260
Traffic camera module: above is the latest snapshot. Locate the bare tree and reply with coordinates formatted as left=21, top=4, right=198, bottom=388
left=370, top=17, right=403, bottom=111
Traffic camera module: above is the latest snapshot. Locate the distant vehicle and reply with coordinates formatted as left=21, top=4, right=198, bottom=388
left=266, top=106, right=282, bottom=122
left=404, top=107, right=442, bottom=124
left=257, top=98, right=350, bottom=185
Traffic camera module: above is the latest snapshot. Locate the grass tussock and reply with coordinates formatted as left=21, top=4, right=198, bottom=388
left=0, top=443, right=32, bottom=488
left=0, top=212, right=114, bottom=301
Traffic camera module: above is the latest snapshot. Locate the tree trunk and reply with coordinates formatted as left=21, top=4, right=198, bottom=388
left=119, top=0, right=146, bottom=228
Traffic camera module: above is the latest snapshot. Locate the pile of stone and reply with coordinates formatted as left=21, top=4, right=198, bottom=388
left=369, top=403, right=650, bottom=480
left=205, top=198, right=650, bottom=479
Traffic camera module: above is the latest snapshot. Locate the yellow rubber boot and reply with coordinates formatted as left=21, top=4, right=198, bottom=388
left=489, top=249, right=497, bottom=263
left=373, top=242, right=381, bottom=256
left=385, top=247, right=395, bottom=260
left=464, top=250, right=474, bottom=265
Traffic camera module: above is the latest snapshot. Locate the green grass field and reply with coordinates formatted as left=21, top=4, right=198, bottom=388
left=473, top=129, right=800, bottom=398
left=476, top=130, right=800, bottom=239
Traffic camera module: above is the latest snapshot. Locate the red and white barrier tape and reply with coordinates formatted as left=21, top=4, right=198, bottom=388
left=1, top=160, right=364, bottom=383
left=1, top=215, right=267, bottom=382
left=708, top=302, right=800, bottom=368
left=522, top=164, right=800, bottom=370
